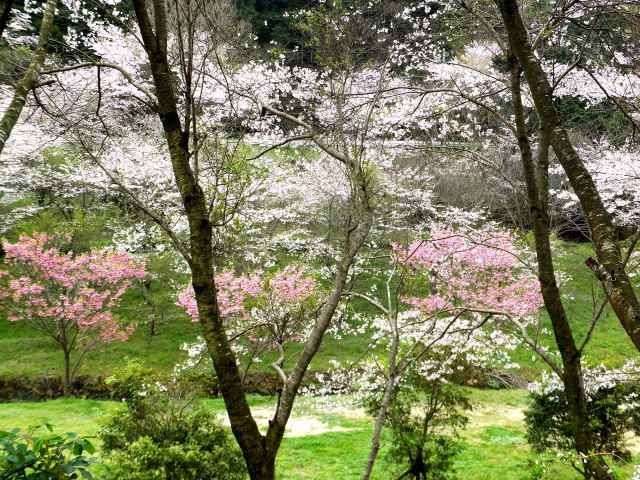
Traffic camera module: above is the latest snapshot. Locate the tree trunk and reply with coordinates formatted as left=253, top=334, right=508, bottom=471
left=262, top=183, right=374, bottom=465
left=0, top=0, right=57, bottom=156
left=508, top=59, right=614, bottom=480
left=494, top=0, right=640, bottom=352
left=63, top=347, right=71, bottom=397
left=131, top=2, right=269, bottom=476
left=362, top=310, right=399, bottom=480
left=0, top=0, right=16, bottom=38
left=132, top=3, right=375, bottom=477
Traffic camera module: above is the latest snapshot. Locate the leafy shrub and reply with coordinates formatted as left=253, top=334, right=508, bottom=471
left=525, top=380, right=640, bottom=463
left=0, top=424, right=97, bottom=479
left=367, top=371, right=471, bottom=480
left=99, top=361, right=246, bottom=480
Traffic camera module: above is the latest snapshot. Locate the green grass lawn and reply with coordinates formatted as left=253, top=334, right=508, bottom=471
left=1, top=390, right=637, bottom=479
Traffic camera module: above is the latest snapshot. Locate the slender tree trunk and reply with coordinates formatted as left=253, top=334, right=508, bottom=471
left=63, top=347, right=71, bottom=397
left=509, top=59, right=614, bottom=480
left=361, top=310, right=399, bottom=480
left=262, top=188, right=374, bottom=467
left=494, top=0, right=640, bottom=352
left=0, top=0, right=16, bottom=38
left=0, top=0, right=57, bottom=156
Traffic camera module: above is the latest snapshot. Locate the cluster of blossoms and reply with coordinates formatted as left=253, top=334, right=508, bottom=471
left=307, top=224, right=543, bottom=399
left=394, top=225, right=542, bottom=319
left=0, top=233, right=145, bottom=392
left=136, top=381, right=169, bottom=398
left=548, top=144, right=640, bottom=229
left=0, top=233, right=146, bottom=345
left=530, top=361, right=640, bottom=402
left=177, top=265, right=318, bottom=352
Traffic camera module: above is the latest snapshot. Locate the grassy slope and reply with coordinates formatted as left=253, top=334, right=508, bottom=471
left=1, top=240, right=638, bottom=380
left=1, top=390, right=636, bottom=479
left=0, top=318, right=374, bottom=377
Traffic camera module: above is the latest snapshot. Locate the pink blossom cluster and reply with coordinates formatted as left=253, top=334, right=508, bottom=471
left=176, top=270, right=264, bottom=321
left=0, top=233, right=145, bottom=343
left=177, top=265, right=317, bottom=345
left=393, top=226, right=543, bottom=319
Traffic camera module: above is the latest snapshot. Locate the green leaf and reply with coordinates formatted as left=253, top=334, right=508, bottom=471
left=79, top=468, right=95, bottom=480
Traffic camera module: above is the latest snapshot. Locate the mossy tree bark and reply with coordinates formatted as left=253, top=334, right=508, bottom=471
left=494, top=0, right=640, bottom=353
left=0, top=0, right=57, bottom=156
left=509, top=57, right=614, bottom=480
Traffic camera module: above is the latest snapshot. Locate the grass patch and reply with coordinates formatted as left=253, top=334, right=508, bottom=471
left=1, top=392, right=637, bottom=479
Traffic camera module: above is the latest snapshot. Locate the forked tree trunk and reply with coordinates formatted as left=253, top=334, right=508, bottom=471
left=131, top=2, right=374, bottom=478
left=131, top=2, right=267, bottom=476
left=494, top=0, right=640, bottom=352
left=0, top=0, right=57, bottom=156
left=509, top=59, right=614, bottom=480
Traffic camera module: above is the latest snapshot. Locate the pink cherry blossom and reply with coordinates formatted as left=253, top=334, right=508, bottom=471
left=393, top=225, right=543, bottom=318
left=177, top=265, right=318, bottom=349
left=0, top=233, right=146, bottom=393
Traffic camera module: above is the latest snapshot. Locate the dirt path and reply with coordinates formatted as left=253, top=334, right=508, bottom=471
left=218, top=407, right=354, bottom=437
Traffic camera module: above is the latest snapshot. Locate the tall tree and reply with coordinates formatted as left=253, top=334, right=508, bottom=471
left=507, top=55, right=614, bottom=480
left=130, top=1, right=374, bottom=478
left=493, top=0, right=640, bottom=352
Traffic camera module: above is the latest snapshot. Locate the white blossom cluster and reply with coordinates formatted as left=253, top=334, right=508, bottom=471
left=529, top=361, right=640, bottom=401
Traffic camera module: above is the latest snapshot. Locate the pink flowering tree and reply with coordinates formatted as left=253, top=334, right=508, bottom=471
left=0, top=233, right=146, bottom=395
left=177, top=265, right=319, bottom=381
left=394, top=225, right=542, bottom=319
left=340, top=223, right=543, bottom=479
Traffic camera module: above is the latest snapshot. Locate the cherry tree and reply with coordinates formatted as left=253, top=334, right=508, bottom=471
left=5, top=1, right=638, bottom=477
left=339, top=223, right=543, bottom=478
left=374, top=4, right=640, bottom=477
left=0, top=233, right=145, bottom=395
left=491, top=0, right=640, bottom=356
left=177, top=265, right=320, bottom=381
left=11, top=1, right=381, bottom=476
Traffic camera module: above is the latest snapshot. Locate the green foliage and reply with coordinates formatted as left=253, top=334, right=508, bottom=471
left=115, top=253, right=189, bottom=343
left=2, top=393, right=638, bottom=480
left=0, top=424, right=97, bottom=480
left=368, top=371, right=471, bottom=480
left=296, top=0, right=393, bottom=71
left=236, top=0, right=307, bottom=47
left=554, top=97, right=633, bottom=145
left=99, top=362, right=245, bottom=480
left=524, top=381, right=640, bottom=463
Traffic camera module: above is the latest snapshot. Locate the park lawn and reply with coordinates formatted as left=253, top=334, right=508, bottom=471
left=0, top=315, right=377, bottom=378
left=1, top=389, right=637, bottom=479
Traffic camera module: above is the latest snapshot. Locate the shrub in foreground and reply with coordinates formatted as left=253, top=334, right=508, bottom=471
left=367, top=369, right=471, bottom=480
left=99, top=362, right=246, bottom=480
left=525, top=368, right=640, bottom=466
left=0, top=424, right=97, bottom=479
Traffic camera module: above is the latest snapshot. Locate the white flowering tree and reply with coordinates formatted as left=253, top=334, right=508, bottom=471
left=327, top=221, right=542, bottom=478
